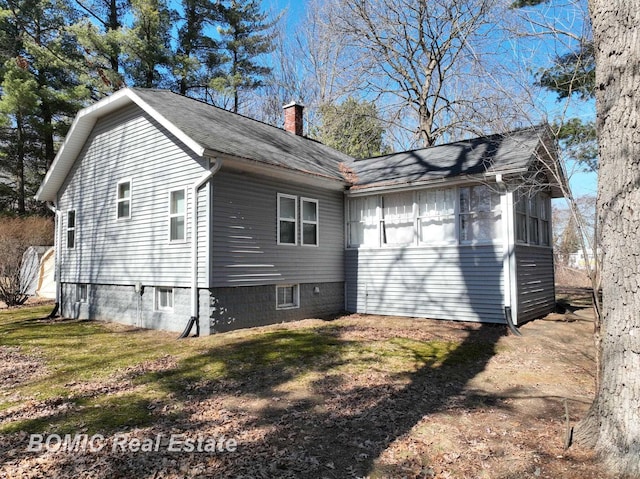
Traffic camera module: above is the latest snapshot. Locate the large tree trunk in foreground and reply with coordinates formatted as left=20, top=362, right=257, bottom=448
left=575, top=1, right=640, bottom=476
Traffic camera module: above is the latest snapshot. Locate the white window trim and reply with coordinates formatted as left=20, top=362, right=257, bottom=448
left=168, top=188, right=187, bottom=243
left=416, top=188, right=458, bottom=246
left=116, top=178, right=132, bottom=220
left=380, top=191, right=416, bottom=247
left=67, top=210, right=76, bottom=249
left=458, top=185, right=502, bottom=246
left=514, top=191, right=551, bottom=247
left=300, top=197, right=319, bottom=247
left=346, top=195, right=381, bottom=249
left=275, top=284, right=300, bottom=310
left=155, top=286, right=174, bottom=312
left=277, top=193, right=298, bottom=246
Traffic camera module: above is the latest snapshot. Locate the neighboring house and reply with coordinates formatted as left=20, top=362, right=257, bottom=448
left=20, top=246, right=53, bottom=296
left=35, top=88, right=564, bottom=334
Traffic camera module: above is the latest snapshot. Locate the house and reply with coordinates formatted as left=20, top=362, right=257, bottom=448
left=35, top=88, right=563, bottom=335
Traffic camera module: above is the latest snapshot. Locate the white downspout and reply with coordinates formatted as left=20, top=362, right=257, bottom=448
left=497, top=174, right=521, bottom=334
left=183, top=158, right=221, bottom=338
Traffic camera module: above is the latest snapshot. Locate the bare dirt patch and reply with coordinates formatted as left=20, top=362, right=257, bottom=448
left=0, top=293, right=608, bottom=478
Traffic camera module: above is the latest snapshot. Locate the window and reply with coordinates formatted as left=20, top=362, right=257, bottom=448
left=117, top=180, right=131, bottom=219
left=381, top=191, right=414, bottom=246
left=348, top=196, right=379, bottom=247
left=515, top=191, right=550, bottom=246
left=417, top=188, right=456, bottom=244
left=459, top=185, right=501, bottom=243
left=155, top=287, right=174, bottom=311
left=277, top=194, right=297, bottom=245
left=528, top=195, right=540, bottom=245
left=301, top=198, right=319, bottom=246
left=539, top=195, right=550, bottom=246
left=76, top=284, right=87, bottom=303
left=276, top=284, right=299, bottom=309
left=169, top=189, right=186, bottom=242
left=67, top=210, right=76, bottom=249
left=515, top=193, right=528, bottom=243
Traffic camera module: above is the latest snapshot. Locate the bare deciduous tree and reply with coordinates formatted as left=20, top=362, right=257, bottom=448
left=323, top=0, right=529, bottom=147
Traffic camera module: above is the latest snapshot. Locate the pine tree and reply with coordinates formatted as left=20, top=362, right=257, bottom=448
left=173, top=0, right=223, bottom=97
left=0, top=0, right=88, bottom=214
left=317, top=97, right=389, bottom=159
left=122, top=0, right=172, bottom=88
left=211, top=0, right=276, bottom=113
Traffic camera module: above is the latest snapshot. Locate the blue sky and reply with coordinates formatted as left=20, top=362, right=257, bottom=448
left=263, top=0, right=597, bottom=198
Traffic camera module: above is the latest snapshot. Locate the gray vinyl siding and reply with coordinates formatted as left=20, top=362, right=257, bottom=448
left=57, top=104, right=210, bottom=288
left=515, top=245, right=555, bottom=323
left=345, top=245, right=505, bottom=323
left=211, top=170, right=344, bottom=287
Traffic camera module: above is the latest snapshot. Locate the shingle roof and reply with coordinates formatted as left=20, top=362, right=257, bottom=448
left=131, top=89, right=352, bottom=181
left=348, top=125, right=554, bottom=190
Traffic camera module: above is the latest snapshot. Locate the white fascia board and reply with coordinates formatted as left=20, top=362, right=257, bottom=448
left=345, top=173, right=502, bottom=196
left=36, top=88, right=205, bottom=202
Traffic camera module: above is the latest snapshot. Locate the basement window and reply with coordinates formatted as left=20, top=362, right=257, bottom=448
left=155, top=287, right=174, bottom=312
left=276, top=284, right=299, bottom=310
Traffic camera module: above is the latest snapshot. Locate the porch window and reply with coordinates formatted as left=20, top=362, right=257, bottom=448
left=276, top=284, right=299, bottom=309
left=277, top=194, right=298, bottom=245
left=417, top=188, right=456, bottom=244
left=515, top=191, right=551, bottom=246
left=169, top=188, right=186, bottom=242
left=67, top=210, right=76, bottom=249
left=301, top=198, right=319, bottom=246
left=381, top=191, right=414, bottom=246
left=116, top=179, right=131, bottom=219
left=459, top=185, right=501, bottom=243
left=515, top=193, right=528, bottom=243
left=347, top=196, right=378, bottom=247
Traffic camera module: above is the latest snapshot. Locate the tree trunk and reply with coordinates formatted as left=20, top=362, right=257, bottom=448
left=575, top=1, right=640, bottom=476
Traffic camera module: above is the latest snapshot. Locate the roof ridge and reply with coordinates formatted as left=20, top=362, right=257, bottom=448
left=356, top=124, right=548, bottom=162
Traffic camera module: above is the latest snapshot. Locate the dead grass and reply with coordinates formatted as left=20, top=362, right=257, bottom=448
left=0, top=296, right=609, bottom=479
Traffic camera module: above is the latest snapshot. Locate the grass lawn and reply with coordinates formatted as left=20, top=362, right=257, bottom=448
left=0, top=301, right=609, bottom=478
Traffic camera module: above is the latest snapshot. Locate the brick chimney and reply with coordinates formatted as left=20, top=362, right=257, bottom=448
left=283, top=101, right=304, bottom=136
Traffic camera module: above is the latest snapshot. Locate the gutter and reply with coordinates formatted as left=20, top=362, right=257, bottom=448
left=179, top=158, right=222, bottom=339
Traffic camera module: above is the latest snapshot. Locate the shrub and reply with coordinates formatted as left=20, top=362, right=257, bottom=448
left=0, top=216, right=53, bottom=306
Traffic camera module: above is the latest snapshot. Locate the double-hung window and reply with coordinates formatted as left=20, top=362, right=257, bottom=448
left=515, top=192, right=528, bottom=243
left=417, top=188, right=456, bottom=244
left=277, top=194, right=298, bottom=245
left=169, top=189, right=186, bottom=242
left=301, top=198, right=319, bottom=246
left=381, top=191, right=414, bottom=246
left=116, top=179, right=131, bottom=219
left=348, top=196, right=379, bottom=247
left=515, top=191, right=550, bottom=246
left=67, top=210, right=76, bottom=249
left=459, top=185, right=501, bottom=243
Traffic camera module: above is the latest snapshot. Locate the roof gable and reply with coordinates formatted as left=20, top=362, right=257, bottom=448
left=36, top=88, right=351, bottom=202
